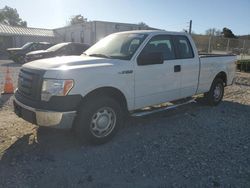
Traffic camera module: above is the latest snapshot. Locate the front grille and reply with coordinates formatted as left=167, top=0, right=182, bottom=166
left=18, top=68, right=45, bottom=100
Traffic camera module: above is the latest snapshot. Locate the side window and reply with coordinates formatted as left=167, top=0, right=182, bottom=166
left=57, top=45, right=68, bottom=55
left=140, top=35, right=176, bottom=61
left=65, top=45, right=73, bottom=54
left=45, top=44, right=50, bottom=49
left=73, top=44, right=84, bottom=54
left=36, top=44, right=43, bottom=50
left=40, top=44, right=48, bottom=50
left=70, top=45, right=76, bottom=52
left=174, top=36, right=194, bottom=59
left=29, top=43, right=37, bottom=51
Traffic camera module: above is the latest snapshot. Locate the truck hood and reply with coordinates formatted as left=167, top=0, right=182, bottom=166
left=23, top=55, right=126, bottom=70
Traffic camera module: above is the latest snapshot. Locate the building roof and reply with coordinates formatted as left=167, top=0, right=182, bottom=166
left=0, top=23, right=55, bottom=37
left=55, top=20, right=159, bottom=30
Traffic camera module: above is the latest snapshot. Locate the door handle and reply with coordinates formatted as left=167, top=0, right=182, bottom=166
left=174, top=65, right=181, bottom=72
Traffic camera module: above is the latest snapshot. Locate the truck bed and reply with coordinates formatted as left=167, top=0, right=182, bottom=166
left=197, top=53, right=236, bottom=94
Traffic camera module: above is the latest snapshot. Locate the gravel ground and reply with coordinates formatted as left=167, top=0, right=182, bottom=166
left=0, top=60, right=250, bottom=187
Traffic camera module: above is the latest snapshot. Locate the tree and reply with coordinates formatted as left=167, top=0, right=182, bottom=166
left=0, top=6, right=27, bottom=27
left=221, top=27, right=237, bottom=38
left=138, top=22, right=148, bottom=27
left=205, top=28, right=221, bottom=36
left=69, top=14, right=87, bottom=25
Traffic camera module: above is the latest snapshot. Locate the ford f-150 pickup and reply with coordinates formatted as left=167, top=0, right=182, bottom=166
left=13, top=30, right=236, bottom=144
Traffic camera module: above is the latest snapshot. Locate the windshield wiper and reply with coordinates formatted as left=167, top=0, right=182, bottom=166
left=88, top=53, right=111, bottom=58
left=109, top=55, right=129, bottom=60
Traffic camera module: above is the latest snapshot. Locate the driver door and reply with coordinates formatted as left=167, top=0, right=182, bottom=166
left=134, top=35, right=181, bottom=109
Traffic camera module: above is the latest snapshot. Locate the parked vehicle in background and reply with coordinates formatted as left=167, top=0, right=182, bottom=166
left=14, top=30, right=236, bottom=144
left=25, top=42, right=90, bottom=62
left=6, top=42, right=53, bottom=63
left=232, top=48, right=249, bottom=55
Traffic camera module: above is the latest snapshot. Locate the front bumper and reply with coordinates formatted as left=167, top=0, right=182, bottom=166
left=14, top=97, right=76, bottom=129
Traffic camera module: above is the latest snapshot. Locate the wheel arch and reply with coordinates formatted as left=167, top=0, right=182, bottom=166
left=214, top=71, right=227, bottom=86
left=81, top=86, right=129, bottom=113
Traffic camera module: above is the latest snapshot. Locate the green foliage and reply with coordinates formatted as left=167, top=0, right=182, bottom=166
left=69, top=14, right=87, bottom=25
left=237, top=60, right=250, bottom=72
left=221, top=27, right=237, bottom=39
left=205, top=28, right=221, bottom=36
left=0, top=6, right=27, bottom=27
left=238, top=59, right=250, bottom=64
left=138, top=22, right=148, bottom=27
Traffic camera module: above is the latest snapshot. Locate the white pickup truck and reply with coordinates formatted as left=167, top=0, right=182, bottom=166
left=14, top=30, right=236, bottom=144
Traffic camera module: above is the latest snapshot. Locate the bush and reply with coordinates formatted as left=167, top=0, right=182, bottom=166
left=237, top=60, right=250, bottom=72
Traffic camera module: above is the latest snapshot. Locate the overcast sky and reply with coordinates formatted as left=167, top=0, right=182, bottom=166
left=1, top=0, right=249, bottom=35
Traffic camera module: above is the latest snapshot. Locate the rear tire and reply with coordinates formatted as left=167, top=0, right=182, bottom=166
left=204, top=78, right=224, bottom=106
left=73, top=97, right=123, bottom=144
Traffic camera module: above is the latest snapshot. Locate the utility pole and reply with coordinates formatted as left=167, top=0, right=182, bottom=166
left=243, top=40, right=246, bottom=54
left=189, top=20, right=192, bottom=34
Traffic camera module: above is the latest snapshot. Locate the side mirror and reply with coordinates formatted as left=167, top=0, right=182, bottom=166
left=137, top=52, right=164, bottom=66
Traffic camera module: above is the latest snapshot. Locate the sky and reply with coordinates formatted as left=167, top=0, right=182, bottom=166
left=1, top=0, right=250, bottom=35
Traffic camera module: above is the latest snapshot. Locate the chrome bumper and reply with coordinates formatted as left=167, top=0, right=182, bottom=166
left=14, top=98, right=76, bottom=129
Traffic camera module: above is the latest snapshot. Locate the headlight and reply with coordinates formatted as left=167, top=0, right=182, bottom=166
left=41, top=79, right=74, bottom=101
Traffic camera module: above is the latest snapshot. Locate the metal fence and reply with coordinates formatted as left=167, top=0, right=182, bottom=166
left=192, top=35, right=250, bottom=60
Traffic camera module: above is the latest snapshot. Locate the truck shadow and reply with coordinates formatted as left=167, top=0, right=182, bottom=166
left=0, top=128, right=81, bottom=165
left=0, top=94, right=12, bottom=108
left=0, top=98, right=210, bottom=161
left=1, top=100, right=250, bottom=181
left=2, top=99, right=249, bottom=150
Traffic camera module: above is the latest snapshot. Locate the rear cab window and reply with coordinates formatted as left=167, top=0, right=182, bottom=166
left=73, top=44, right=86, bottom=54
left=173, top=35, right=194, bottom=59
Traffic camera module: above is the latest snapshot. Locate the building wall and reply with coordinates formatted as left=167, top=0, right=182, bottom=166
left=1, top=20, right=154, bottom=52
left=94, top=21, right=148, bottom=42
left=54, top=21, right=152, bottom=45
left=0, top=36, right=13, bottom=58
left=0, top=36, right=13, bottom=49
left=54, top=23, right=92, bottom=45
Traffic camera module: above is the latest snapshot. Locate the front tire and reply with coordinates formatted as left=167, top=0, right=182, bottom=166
left=73, top=97, right=123, bottom=144
left=204, top=78, right=224, bottom=106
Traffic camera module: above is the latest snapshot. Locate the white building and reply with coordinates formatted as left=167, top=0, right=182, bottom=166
left=55, top=20, right=156, bottom=45
left=0, top=20, right=156, bottom=53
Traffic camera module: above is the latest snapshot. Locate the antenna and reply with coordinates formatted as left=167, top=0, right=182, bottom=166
left=189, top=20, right=192, bottom=34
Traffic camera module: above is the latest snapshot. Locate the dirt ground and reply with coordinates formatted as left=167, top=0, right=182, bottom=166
left=0, top=60, right=250, bottom=187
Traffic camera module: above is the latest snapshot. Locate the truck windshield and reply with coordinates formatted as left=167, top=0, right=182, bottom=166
left=21, top=42, right=32, bottom=49
left=84, top=33, right=148, bottom=60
